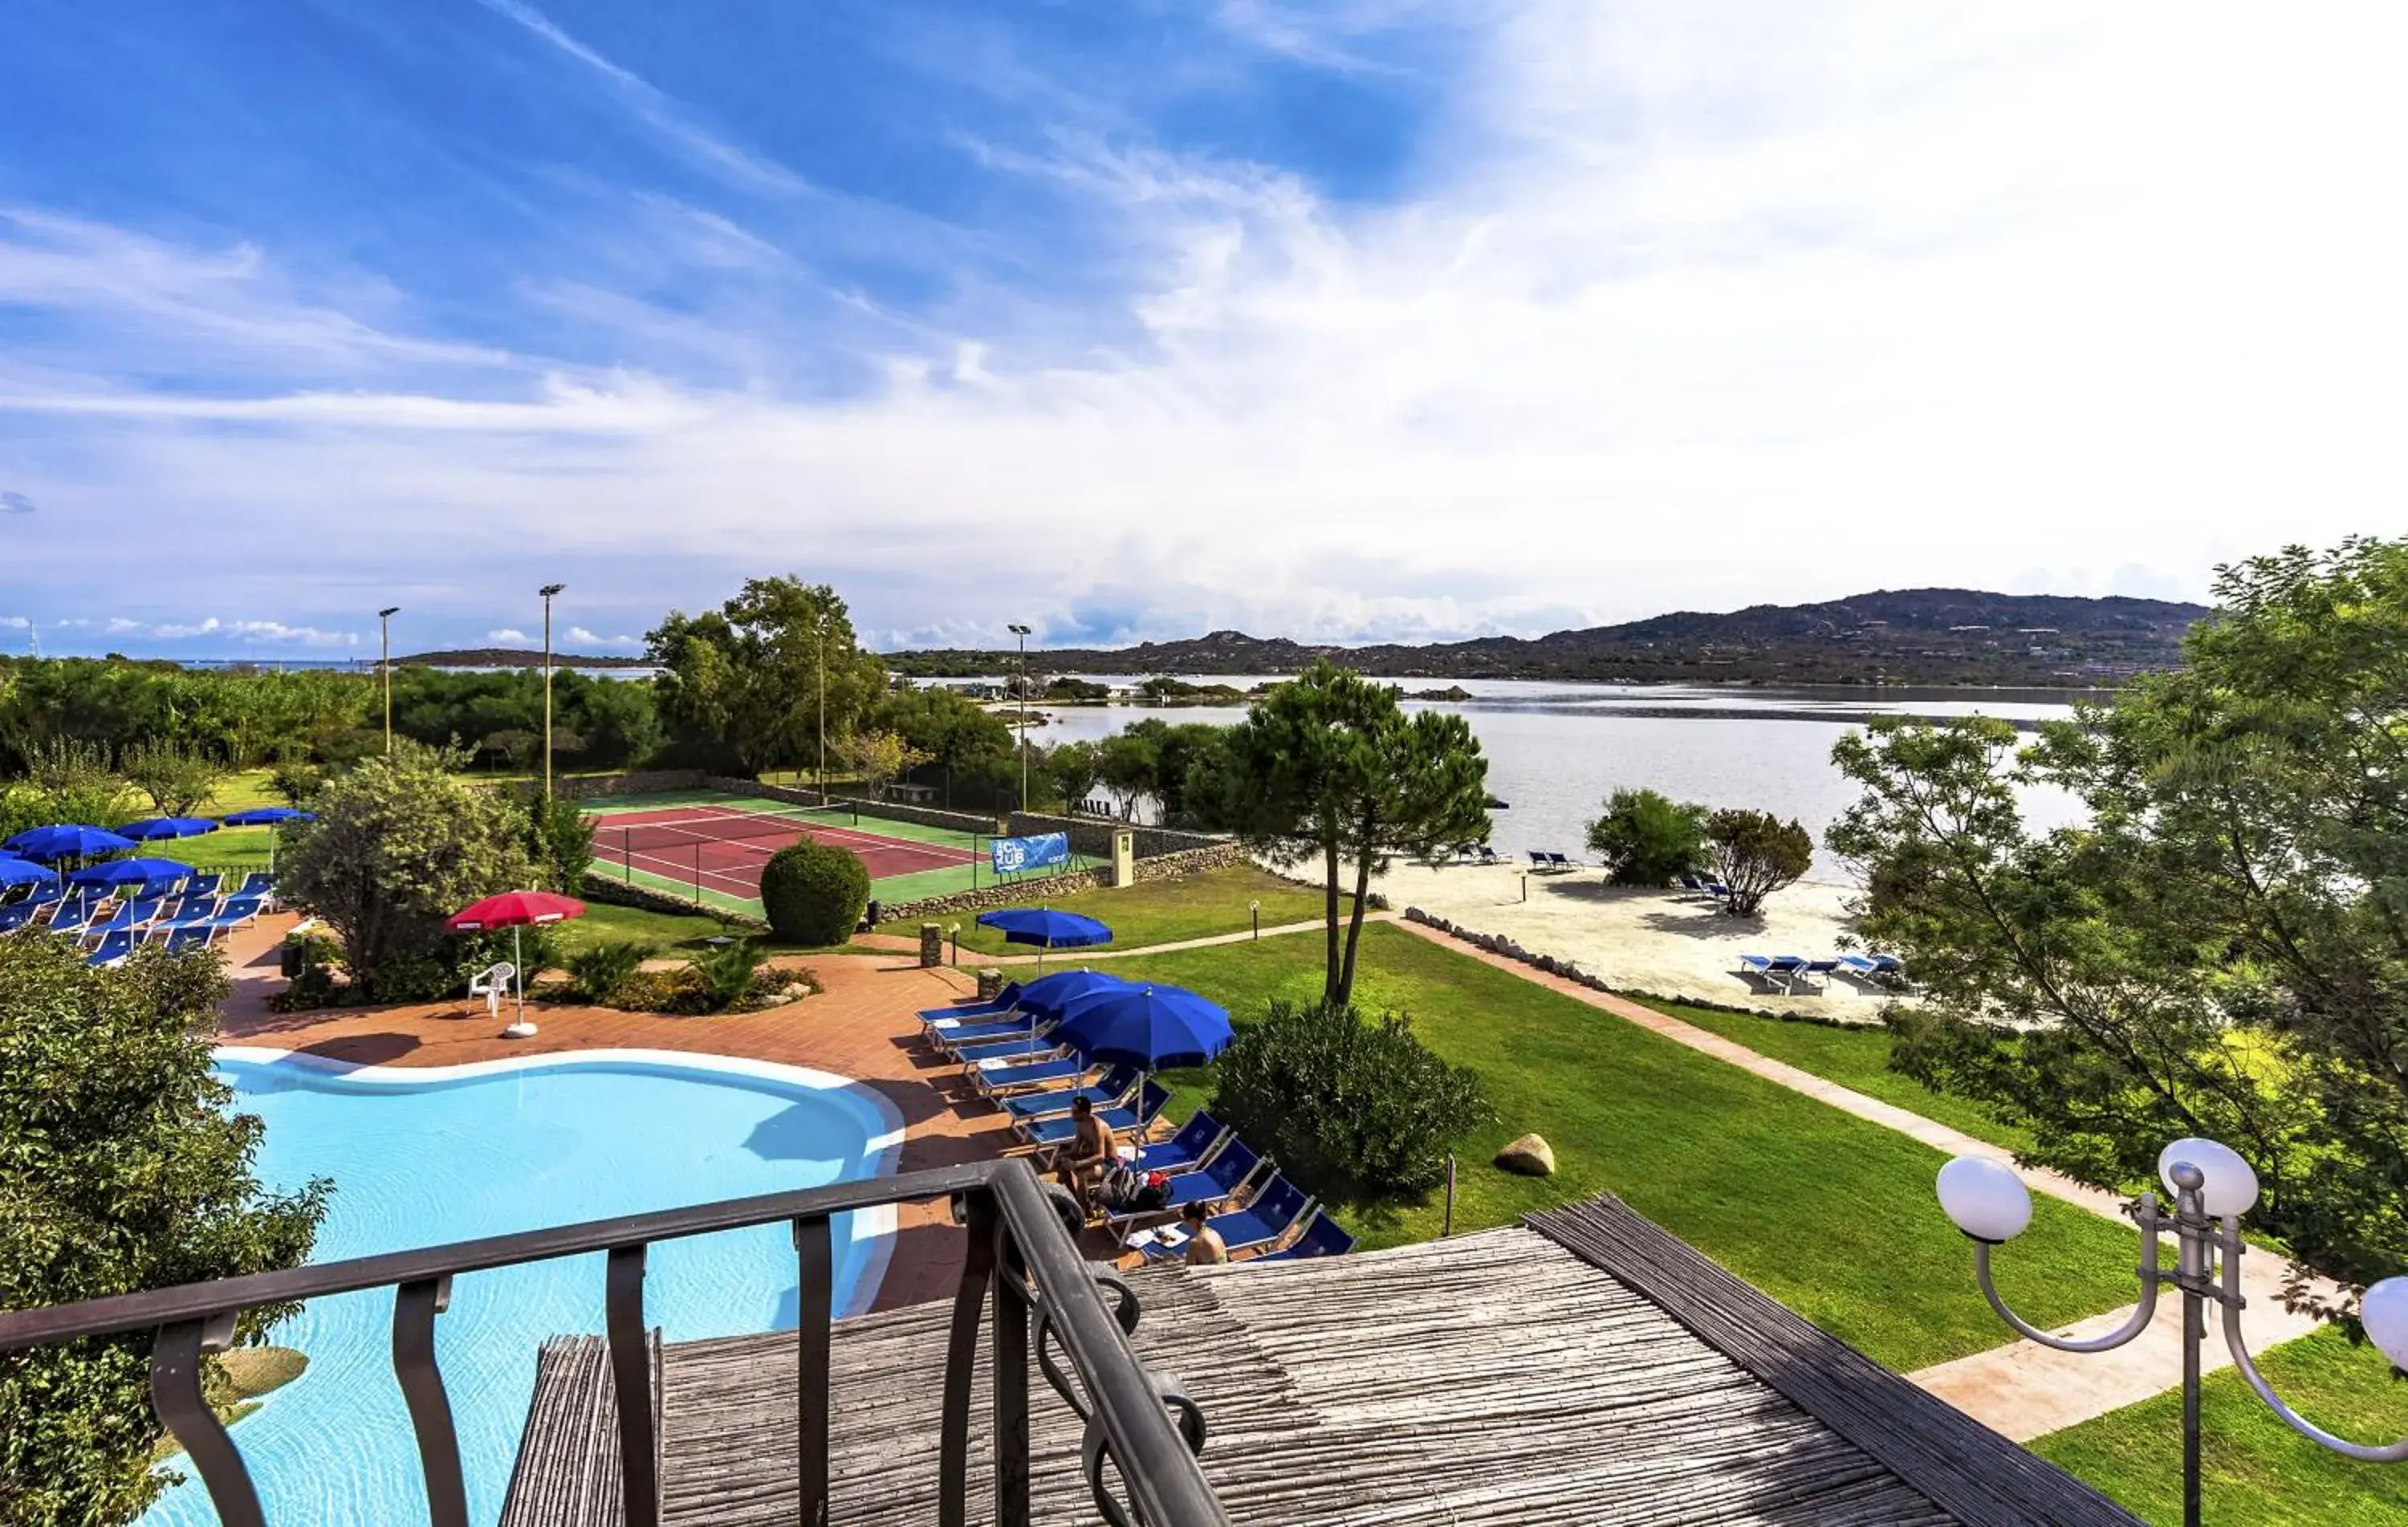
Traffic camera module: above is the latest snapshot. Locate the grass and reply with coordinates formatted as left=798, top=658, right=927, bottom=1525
left=1651, top=1002, right=2037, bottom=1154
left=555, top=900, right=860, bottom=960
left=1105, top=922, right=2146, bottom=1372
left=2032, top=1326, right=2408, bottom=1525
left=878, top=864, right=1340, bottom=955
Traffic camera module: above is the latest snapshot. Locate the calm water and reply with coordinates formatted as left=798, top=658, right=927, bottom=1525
left=148, top=1054, right=897, bottom=1527
left=1026, top=678, right=2089, bottom=882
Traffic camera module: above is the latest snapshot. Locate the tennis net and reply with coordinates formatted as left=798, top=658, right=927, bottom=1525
left=598, top=808, right=844, bottom=853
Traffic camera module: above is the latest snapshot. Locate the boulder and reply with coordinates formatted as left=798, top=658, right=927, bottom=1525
left=1495, top=1133, right=1556, bottom=1177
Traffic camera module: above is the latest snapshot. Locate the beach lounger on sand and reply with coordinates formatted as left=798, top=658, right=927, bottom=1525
left=1019, top=1081, right=1170, bottom=1148
left=1793, top=958, right=1841, bottom=994
left=1476, top=845, right=1503, bottom=865
left=1737, top=954, right=1807, bottom=990
left=1837, top=952, right=1910, bottom=987
left=1131, top=1111, right=1229, bottom=1175
left=1136, top=1175, right=1314, bottom=1262
left=1106, top=1139, right=1265, bottom=1228
left=1255, top=1209, right=1357, bottom=1261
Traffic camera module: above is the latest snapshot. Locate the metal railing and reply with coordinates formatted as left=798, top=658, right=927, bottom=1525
left=0, top=1159, right=1229, bottom=1527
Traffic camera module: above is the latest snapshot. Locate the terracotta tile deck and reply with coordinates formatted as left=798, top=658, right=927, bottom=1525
left=212, top=914, right=1038, bottom=1312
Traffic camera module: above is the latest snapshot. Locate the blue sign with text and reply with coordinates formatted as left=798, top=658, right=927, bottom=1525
left=990, top=832, right=1071, bottom=875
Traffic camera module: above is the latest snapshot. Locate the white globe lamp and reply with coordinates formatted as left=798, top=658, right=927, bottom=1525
left=2158, top=1138, right=2260, bottom=1218
left=2363, top=1279, right=2408, bottom=1373
left=1936, top=1155, right=2033, bottom=1243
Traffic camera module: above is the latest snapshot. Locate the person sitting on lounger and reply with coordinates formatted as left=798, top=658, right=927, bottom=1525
left=1180, top=1200, right=1229, bottom=1265
left=1055, top=1095, right=1116, bottom=1215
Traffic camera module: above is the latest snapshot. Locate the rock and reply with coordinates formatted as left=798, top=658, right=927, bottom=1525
left=1495, top=1134, right=1556, bottom=1176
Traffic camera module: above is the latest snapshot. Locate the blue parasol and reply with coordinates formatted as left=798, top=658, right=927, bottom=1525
left=3, top=824, right=139, bottom=861
left=974, top=906, right=1112, bottom=975
left=1051, top=984, right=1233, bottom=1073
left=219, top=807, right=315, bottom=826
left=67, top=857, right=196, bottom=889
left=116, top=816, right=222, bottom=841
left=0, top=858, right=55, bottom=888
left=1016, top=967, right=1134, bottom=1016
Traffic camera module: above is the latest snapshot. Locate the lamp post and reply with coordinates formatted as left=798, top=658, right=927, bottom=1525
left=1007, top=623, right=1032, bottom=810
left=1250, top=899, right=1260, bottom=940
left=377, top=606, right=401, bottom=755
left=538, top=584, right=565, bottom=800
left=816, top=609, right=826, bottom=802
left=1938, top=1142, right=2408, bottom=1527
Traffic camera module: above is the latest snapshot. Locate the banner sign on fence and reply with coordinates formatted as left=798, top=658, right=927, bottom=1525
left=990, top=832, right=1071, bottom=875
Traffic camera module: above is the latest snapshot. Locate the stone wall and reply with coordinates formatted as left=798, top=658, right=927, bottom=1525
left=552, top=769, right=710, bottom=801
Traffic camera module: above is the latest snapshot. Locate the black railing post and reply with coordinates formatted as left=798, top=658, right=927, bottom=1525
left=604, top=1244, right=660, bottom=1527
left=149, top=1316, right=267, bottom=1527
left=793, top=1215, right=834, bottom=1527
left=994, top=1220, right=1033, bottom=1527
left=940, top=1190, right=999, bottom=1527
left=392, top=1276, right=469, bottom=1527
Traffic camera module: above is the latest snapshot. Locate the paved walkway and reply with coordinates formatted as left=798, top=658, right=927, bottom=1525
left=1390, top=918, right=2331, bottom=1439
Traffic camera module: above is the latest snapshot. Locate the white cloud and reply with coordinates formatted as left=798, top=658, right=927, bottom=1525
left=487, top=628, right=533, bottom=643
left=0, top=490, right=35, bottom=515
left=4, top=3, right=2405, bottom=642
left=566, top=626, right=641, bottom=649
left=0, top=615, right=28, bottom=629
left=224, top=621, right=360, bottom=647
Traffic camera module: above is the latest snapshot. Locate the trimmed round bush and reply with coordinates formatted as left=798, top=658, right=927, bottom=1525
left=759, top=841, right=871, bottom=946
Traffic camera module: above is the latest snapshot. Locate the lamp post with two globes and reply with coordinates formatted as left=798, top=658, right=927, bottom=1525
left=1937, top=1140, right=2408, bottom=1527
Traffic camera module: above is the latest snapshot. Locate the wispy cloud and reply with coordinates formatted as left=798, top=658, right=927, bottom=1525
left=0, top=490, right=33, bottom=515
left=486, top=628, right=532, bottom=643
left=474, top=0, right=810, bottom=197
left=566, top=626, right=641, bottom=649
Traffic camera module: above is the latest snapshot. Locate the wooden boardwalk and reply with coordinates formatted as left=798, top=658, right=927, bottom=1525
left=504, top=1197, right=2142, bottom=1525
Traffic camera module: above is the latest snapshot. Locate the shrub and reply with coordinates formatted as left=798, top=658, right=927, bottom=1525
left=524, top=795, right=594, bottom=892
left=758, top=841, right=870, bottom=946
left=1208, top=998, right=1490, bottom=1206
left=566, top=941, right=652, bottom=1004
left=689, top=940, right=770, bottom=1011
left=277, top=740, right=539, bottom=1001
left=1702, top=808, right=1814, bottom=916
left=1584, top=788, right=1708, bottom=886
left=0, top=937, right=327, bottom=1525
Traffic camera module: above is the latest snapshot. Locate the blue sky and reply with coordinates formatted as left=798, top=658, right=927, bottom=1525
left=2, top=2, right=2401, bottom=658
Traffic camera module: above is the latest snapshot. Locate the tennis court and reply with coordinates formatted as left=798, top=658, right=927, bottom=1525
left=582, top=792, right=1076, bottom=915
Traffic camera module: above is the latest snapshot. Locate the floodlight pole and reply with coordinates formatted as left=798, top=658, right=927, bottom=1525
left=816, top=610, right=827, bottom=803
left=1008, top=623, right=1032, bottom=812
left=1954, top=1152, right=2408, bottom=1527
left=539, top=584, right=565, bottom=800
left=377, top=607, right=401, bottom=755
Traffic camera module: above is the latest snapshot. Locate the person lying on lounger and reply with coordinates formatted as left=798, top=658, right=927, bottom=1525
left=1054, top=1095, right=1117, bottom=1215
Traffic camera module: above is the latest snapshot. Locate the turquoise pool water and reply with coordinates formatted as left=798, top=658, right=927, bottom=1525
left=144, top=1050, right=901, bottom=1527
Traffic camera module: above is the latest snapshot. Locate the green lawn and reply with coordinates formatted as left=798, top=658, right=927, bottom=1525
left=2032, top=1326, right=2408, bottom=1525
left=555, top=900, right=862, bottom=960
left=1105, top=922, right=2144, bottom=1372
left=879, top=865, right=1340, bottom=955
left=1653, top=1003, right=2038, bottom=1155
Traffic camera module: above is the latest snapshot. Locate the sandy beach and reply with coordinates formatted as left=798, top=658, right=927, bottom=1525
left=1369, top=861, right=1899, bottom=1021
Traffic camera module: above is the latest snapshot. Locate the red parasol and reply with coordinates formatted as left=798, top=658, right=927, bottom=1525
left=446, top=890, right=585, bottom=1036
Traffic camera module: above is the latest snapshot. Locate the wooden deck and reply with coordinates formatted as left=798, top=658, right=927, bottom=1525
left=502, top=1197, right=2144, bottom=1525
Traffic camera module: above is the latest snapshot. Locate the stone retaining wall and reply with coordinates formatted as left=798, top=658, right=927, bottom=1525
left=552, top=769, right=710, bottom=800
left=1403, top=904, right=1616, bottom=994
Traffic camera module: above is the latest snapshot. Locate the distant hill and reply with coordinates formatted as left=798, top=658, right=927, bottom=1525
left=400, top=647, right=653, bottom=670
left=881, top=589, right=2210, bottom=686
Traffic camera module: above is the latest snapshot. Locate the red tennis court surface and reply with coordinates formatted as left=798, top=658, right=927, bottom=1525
left=587, top=803, right=979, bottom=902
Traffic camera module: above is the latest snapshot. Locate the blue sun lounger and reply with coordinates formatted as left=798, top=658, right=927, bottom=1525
left=1837, top=952, right=1906, bottom=982
left=1132, top=1111, right=1229, bottom=1175
left=967, top=1050, right=1089, bottom=1097
left=1019, top=1081, right=1170, bottom=1148
left=1255, top=1209, right=1357, bottom=1261
left=931, top=1014, right=1047, bottom=1053
left=1737, top=953, right=1808, bottom=990
left=1137, top=1174, right=1314, bottom=1261
left=1108, top=1138, right=1265, bottom=1228
left=161, top=925, right=221, bottom=953
left=1003, top=1065, right=1137, bottom=1122
left=84, top=930, right=136, bottom=967
left=917, top=983, right=1024, bottom=1025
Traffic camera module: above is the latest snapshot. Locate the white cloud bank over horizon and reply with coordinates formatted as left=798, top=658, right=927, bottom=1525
left=2, top=2, right=2403, bottom=652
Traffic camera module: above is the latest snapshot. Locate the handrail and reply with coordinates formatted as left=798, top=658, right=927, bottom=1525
left=0, top=1158, right=1230, bottom=1527
left=0, top=1162, right=993, bottom=1350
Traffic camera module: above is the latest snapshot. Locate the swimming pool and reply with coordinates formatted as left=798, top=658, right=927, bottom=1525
left=144, top=1048, right=904, bottom=1527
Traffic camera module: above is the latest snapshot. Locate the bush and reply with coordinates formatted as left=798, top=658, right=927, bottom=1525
left=524, top=795, right=594, bottom=892
left=1702, top=808, right=1814, bottom=916
left=1584, top=788, right=1708, bottom=886
left=758, top=841, right=870, bottom=946
left=1208, top=998, right=1490, bottom=1206
left=689, top=940, right=770, bottom=1010
left=566, top=941, right=651, bottom=1004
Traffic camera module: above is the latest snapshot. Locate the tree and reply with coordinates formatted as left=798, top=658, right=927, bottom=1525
left=1219, top=662, right=1491, bottom=1005
left=1095, top=731, right=1159, bottom=819
left=868, top=686, right=1017, bottom=807
left=523, top=794, right=595, bottom=893
left=1585, top=788, right=1708, bottom=886
left=1209, top=998, right=1490, bottom=1205
left=645, top=579, right=885, bottom=777
left=1828, top=535, right=2408, bottom=1305
left=117, top=739, right=226, bottom=817
left=277, top=741, right=539, bottom=1001
left=758, top=841, right=871, bottom=946
left=837, top=729, right=933, bottom=800
left=1701, top=809, right=1812, bottom=915
left=1044, top=739, right=1105, bottom=814
left=0, top=938, right=327, bottom=1526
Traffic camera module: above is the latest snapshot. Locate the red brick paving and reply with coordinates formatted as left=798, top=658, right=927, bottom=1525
left=211, top=914, right=1038, bottom=1311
